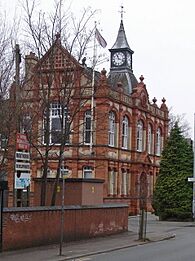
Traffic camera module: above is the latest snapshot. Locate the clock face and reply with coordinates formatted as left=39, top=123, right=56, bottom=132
left=112, top=52, right=125, bottom=66
left=127, top=53, right=131, bottom=67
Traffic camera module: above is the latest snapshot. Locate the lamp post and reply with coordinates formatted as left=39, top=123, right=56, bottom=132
left=59, top=168, right=65, bottom=256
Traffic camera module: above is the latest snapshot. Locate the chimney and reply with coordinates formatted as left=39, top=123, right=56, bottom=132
left=25, top=52, right=38, bottom=79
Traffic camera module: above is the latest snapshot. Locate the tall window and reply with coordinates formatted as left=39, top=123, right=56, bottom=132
left=44, top=102, right=70, bottom=144
left=122, top=116, right=129, bottom=149
left=84, top=110, right=91, bottom=144
left=109, top=169, right=117, bottom=195
left=83, top=166, right=93, bottom=178
left=156, top=127, right=162, bottom=156
left=148, top=124, right=153, bottom=154
left=108, top=111, right=116, bottom=147
left=121, top=171, right=130, bottom=196
left=137, top=120, right=143, bottom=152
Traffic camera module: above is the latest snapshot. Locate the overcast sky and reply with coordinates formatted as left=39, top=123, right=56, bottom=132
left=2, top=0, right=195, bottom=137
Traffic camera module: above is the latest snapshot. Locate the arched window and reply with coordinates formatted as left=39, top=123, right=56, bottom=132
left=148, top=124, right=153, bottom=154
left=137, top=120, right=143, bottom=152
left=122, top=116, right=129, bottom=149
left=83, top=110, right=91, bottom=144
left=108, top=111, right=116, bottom=146
left=83, top=166, right=93, bottom=178
left=156, top=127, right=162, bottom=156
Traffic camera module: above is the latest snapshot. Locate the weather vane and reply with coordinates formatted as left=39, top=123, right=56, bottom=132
left=119, top=5, right=125, bottom=21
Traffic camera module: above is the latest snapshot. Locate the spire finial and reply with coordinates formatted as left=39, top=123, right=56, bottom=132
left=119, top=5, right=125, bottom=21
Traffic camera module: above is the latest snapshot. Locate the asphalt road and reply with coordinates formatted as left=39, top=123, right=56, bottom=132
left=75, top=225, right=195, bottom=261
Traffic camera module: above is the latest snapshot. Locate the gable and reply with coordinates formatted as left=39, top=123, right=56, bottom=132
left=34, top=38, right=81, bottom=73
left=40, top=45, right=77, bottom=71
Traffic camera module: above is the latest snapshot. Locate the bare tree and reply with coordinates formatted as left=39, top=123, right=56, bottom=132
left=169, top=112, right=191, bottom=138
left=0, top=12, right=19, bottom=181
left=20, top=0, right=100, bottom=206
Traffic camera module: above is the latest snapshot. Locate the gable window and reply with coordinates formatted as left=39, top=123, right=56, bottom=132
left=43, top=102, right=70, bottom=145
left=83, top=110, right=91, bottom=144
left=136, top=120, right=143, bottom=152
left=108, top=111, right=116, bottom=147
left=156, top=127, right=162, bottom=156
left=83, top=166, right=93, bottom=178
left=148, top=124, right=153, bottom=154
left=122, top=116, right=129, bottom=149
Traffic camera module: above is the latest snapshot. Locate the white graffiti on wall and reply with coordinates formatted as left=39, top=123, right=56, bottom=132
left=9, top=213, right=32, bottom=223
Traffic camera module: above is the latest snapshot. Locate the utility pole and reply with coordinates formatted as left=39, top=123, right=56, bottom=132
left=188, top=113, right=195, bottom=220
left=0, top=181, right=8, bottom=252
left=59, top=170, right=65, bottom=256
left=14, top=44, right=21, bottom=207
left=138, top=173, right=148, bottom=241
left=15, top=44, right=21, bottom=88
left=59, top=158, right=70, bottom=256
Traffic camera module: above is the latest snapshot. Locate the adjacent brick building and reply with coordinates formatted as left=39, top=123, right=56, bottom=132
left=1, top=17, right=169, bottom=214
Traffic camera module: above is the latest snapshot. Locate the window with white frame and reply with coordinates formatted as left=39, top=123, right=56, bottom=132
left=121, top=171, right=129, bottom=196
left=109, top=170, right=115, bottom=195
left=148, top=124, right=153, bottom=154
left=83, top=110, right=91, bottom=144
left=83, top=166, right=93, bottom=178
left=108, top=169, right=118, bottom=195
left=108, top=111, right=116, bottom=146
left=60, top=165, right=69, bottom=178
left=122, top=116, right=129, bottom=149
left=43, top=102, right=70, bottom=144
left=156, top=127, right=162, bottom=156
left=136, top=120, right=143, bottom=152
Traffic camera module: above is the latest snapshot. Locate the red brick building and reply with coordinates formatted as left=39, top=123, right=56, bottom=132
left=2, top=18, right=168, bottom=214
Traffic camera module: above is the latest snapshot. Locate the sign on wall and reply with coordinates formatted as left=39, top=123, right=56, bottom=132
left=15, top=162, right=31, bottom=171
left=15, top=173, right=31, bottom=189
left=15, top=151, right=30, bottom=161
left=16, top=133, right=30, bottom=151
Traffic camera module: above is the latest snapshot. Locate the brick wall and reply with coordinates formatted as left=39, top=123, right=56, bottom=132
left=2, top=204, right=128, bottom=251
left=33, top=178, right=104, bottom=206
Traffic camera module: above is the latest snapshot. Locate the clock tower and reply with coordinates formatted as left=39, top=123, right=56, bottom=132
left=110, top=19, right=134, bottom=70
left=109, top=7, right=137, bottom=94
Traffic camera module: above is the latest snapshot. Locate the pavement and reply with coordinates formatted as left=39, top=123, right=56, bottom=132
left=0, top=213, right=193, bottom=261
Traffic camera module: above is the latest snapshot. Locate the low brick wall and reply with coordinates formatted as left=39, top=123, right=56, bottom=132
left=2, top=204, right=128, bottom=251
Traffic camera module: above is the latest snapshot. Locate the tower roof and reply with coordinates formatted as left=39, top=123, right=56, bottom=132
left=109, top=8, right=137, bottom=94
left=111, top=20, right=132, bottom=51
